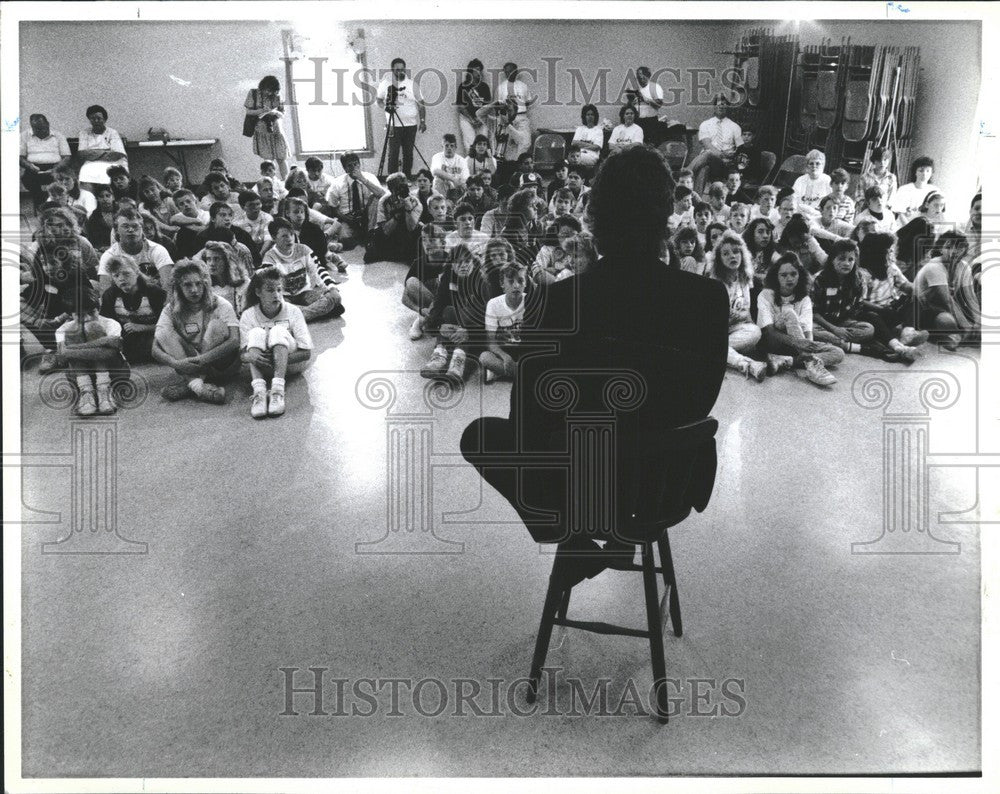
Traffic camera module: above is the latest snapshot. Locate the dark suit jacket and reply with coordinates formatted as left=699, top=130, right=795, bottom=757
left=507, top=254, right=729, bottom=537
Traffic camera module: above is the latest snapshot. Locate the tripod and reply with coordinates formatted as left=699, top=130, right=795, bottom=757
left=377, top=105, right=430, bottom=181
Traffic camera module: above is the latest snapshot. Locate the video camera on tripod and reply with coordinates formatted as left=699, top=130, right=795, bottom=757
left=385, top=84, right=400, bottom=114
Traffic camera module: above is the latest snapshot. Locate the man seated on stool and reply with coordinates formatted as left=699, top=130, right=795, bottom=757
left=461, top=145, right=729, bottom=581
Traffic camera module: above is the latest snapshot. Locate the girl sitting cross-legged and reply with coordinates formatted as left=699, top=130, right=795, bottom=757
left=152, top=259, right=242, bottom=404
left=811, top=239, right=915, bottom=362
left=857, top=231, right=929, bottom=352
left=421, top=242, right=490, bottom=387
left=756, top=252, right=843, bottom=387
left=239, top=266, right=313, bottom=419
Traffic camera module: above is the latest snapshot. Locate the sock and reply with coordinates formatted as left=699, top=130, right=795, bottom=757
left=188, top=377, right=206, bottom=395
left=271, top=377, right=285, bottom=393
left=845, top=343, right=861, bottom=354
left=888, top=338, right=904, bottom=351
left=251, top=378, right=267, bottom=395
left=76, top=375, right=94, bottom=393
left=94, top=372, right=111, bottom=387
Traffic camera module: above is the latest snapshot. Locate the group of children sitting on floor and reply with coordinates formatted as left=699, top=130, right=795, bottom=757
left=21, top=127, right=982, bottom=419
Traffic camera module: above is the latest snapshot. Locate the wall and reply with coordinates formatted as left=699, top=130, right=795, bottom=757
left=718, top=19, right=983, bottom=208
left=20, top=18, right=981, bottom=206
left=20, top=19, right=733, bottom=181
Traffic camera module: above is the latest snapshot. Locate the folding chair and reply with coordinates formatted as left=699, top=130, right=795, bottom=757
left=657, top=141, right=688, bottom=175
left=532, top=133, right=567, bottom=174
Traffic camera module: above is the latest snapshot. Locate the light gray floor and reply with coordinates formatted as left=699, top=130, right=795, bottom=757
left=19, top=247, right=981, bottom=777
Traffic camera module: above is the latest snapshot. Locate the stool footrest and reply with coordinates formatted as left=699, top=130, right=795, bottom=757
left=553, top=617, right=651, bottom=639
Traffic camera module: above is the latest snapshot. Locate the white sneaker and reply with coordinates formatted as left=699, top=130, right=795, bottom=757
left=420, top=346, right=450, bottom=379
left=900, top=327, right=929, bottom=347
left=267, top=390, right=286, bottom=417
left=445, top=349, right=467, bottom=387
left=766, top=354, right=794, bottom=375
left=893, top=344, right=920, bottom=363
left=803, top=356, right=837, bottom=387
left=408, top=315, right=424, bottom=341
left=734, top=358, right=767, bottom=382
left=96, top=386, right=116, bottom=415
left=250, top=390, right=268, bottom=419
left=76, top=390, right=97, bottom=417
left=484, top=368, right=497, bottom=384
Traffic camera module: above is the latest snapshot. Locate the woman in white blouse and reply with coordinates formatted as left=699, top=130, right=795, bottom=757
left=608, top=104, right=644, bottom=154
left=571, top=104, right=605, bottom=168
left=77, top=105, right=128, bottom=189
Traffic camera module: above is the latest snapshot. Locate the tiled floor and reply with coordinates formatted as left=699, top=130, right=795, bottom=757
left=18, top=246, right=981, bottom=777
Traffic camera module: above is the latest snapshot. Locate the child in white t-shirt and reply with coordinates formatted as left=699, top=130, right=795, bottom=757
left=750, top=185, right=780, bottom=224
left=792, top=149, right=831, bottom=221
left=171, top=189, right=210, bottom=232
left=431, top=134, right=471, bottom=201
left=304, top=156, right=334, bottom=206
left=480, top=262, right=528, bottom=382
left=237, top=190, right=273, bottom=251
left=706, top=182, right=730, bottom=224
left=239, top=266, right=313, bottom=419
left=667, top=186, right=695, bottom=234
left=532, top=214, right=583, bottom=285
left=55, top=286, right=130, bottom=416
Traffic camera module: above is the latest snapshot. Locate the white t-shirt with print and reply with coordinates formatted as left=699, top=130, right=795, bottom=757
left=430, top=152, right=470, bottom=197
left=98, top=240, right=174, bottom=287
left=485, top=293, right=526, bottom=346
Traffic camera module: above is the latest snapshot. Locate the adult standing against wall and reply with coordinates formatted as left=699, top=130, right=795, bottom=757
left=496, top=62, right=535, bottom=161
left=376, top=58, right=427, bottom=179
left=688, top=95, right=743, bottom=194
left=76, top=105, right=128, bottom=191
left=634, top=66, right=665, bottom=146
left=456, top=59, right=492, bottom=155
left=245, top=76, right=290, bottom=180
left=20, top=113, right=71, bottom=209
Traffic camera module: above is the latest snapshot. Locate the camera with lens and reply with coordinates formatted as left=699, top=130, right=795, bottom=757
left=385, top=84, right=399, bottom=113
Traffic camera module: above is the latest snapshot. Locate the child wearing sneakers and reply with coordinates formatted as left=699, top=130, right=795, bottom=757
left=480, top=262, right=529, bottom=382
left=421, top=243, right=490, bottom=387
left=152, top=259, right=242, bottom=404
left=55, top=286, right=131, bottom=416
left=858, top=232, right=928, bottom=351
left=239, top=267, right=313, bottom=419
left=812, top=239, right=917, bottom=362
left=261, top=217, right=344, bottom=322
left=708, top=230, right=767, bottom=381
left=756, top=252, right=843, bottom=387
left=404, top=194, right=452, bottom=340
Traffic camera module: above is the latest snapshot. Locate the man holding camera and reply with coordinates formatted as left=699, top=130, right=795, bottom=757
left=364, top=172, right=422, bottom=263
left=376, top=58, right=427, bottom=179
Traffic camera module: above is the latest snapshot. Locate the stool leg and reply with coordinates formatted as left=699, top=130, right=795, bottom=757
left=528, top=557, right=569, bottom=703
left=556, top=588, right=571, bottom=620
left=657, top=534, right=683, bottom=637
left=642, top=543, right=669, bottom=724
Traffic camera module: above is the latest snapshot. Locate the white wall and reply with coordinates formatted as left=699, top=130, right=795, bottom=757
left=20, top=18, right=981, bottom=206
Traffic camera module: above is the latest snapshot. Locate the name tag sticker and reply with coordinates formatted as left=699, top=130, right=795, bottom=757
left=826, top=288, right=839, bottom=296
left=184, top=322, right=201, bottom=335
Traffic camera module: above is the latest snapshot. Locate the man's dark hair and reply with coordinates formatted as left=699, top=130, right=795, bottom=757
left=587, top=145, right=674, bottom=260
